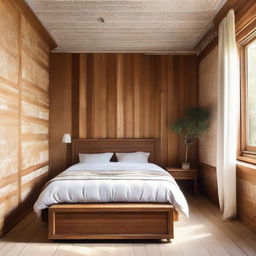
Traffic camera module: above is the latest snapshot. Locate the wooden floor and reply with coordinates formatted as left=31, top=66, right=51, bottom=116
left=0, top=196, right=256, bottom=256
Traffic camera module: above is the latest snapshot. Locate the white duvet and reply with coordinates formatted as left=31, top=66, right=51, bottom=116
left=34, top=162, right=189, bottom=217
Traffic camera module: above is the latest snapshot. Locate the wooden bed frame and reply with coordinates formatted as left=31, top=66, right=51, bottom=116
left=48, top=138, right=179, bottom=240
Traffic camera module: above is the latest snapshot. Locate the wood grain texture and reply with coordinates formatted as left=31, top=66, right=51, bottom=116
left=49, top=53, right=199, bottom=175
left=49, top=53, right=72, bottom=177
left=197, top=0, right=256, bottom=58
left=1, top=196, right=256, bottom=255
left=48, top=203, right=174, bottom=240
left=200, top=163, right=256, bottom=233
left=71, top=138, right=160, bottom=164
left=166, top=168, right=198, bottom=194
left=237, top=164, right=256, bottom=232
left=199, top=163, right=219, bottom=205
left=166, top=168, right=197, bottom=180
left=0, top=0, right=53, bottom=237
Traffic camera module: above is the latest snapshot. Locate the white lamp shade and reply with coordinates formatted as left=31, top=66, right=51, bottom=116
left=62, top=133, right=71, bottom=143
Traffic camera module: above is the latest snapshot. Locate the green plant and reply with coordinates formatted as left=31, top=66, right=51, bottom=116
left=172, top=107, right=210, bottom=163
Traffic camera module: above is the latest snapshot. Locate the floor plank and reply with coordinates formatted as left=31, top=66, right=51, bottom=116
left=189, top=198, right=249, bottom=256
left=0, top=212, right=35, bottom=251
left=0, top=196, right=255, bottom=256
left=133, top=244, right=147, bottom=256
left=0, top=217, right=42, bottom=256
left=190, top=197, right=256, bottom=256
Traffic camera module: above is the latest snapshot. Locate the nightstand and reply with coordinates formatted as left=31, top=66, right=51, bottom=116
left=166, top=167, right=198, bottom=194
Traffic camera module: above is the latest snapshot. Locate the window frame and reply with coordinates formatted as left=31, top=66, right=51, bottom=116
left=239, top=36, right=256, bottom=163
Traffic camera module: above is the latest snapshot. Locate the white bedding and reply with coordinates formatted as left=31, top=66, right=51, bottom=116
left=34, top=162, right=189, bottom=217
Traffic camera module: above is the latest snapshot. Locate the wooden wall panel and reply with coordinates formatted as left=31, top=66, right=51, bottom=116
left=20, top=16, right=50, bottom=208
left=0, top=0, right=53, bottom=237
left=199, top=163, right=256, bottom=233
left=199, top=163, right=219, bottom=205
left=237, top=164, right=256, bottom=232
left=50, top=53, right=199, bottom=176
left=0, top=1, right=20, bottom=236
left=49, top=54, right=72, bottom=176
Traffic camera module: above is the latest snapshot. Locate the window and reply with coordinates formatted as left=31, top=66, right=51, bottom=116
left=246, top=41, right=256, bottom=148
left=240, top=38, right=256, bottom=162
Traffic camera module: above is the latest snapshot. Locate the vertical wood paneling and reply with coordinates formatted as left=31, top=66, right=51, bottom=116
left=49, top=54, right=72, bottom=175
left=86, top=54, right=93, bottom=137
left=133, top=55, right=142, bottom=138
left=199, top=163, right=256, bottom=233
left=71, top=54, right=79, bottom=139
left=160, top=56, right=168, bottom=165
left=116, top=54, right=124, bottom=138
left=123, top=54, right=134, bottom=138
left=79, top=54, right=87, bottom=138
left=166, top=57, right=176, bottom=166
left=0, top=0, right=52, bottom=237
left=153, top=57, right=161, bottom=139
left=143, top=56, right=152, bottom=138
left=237, top=164, right=256, bottom=232
left=199, top=163, right=219, bottom=205
left=50, top=53, right=198, bottom=173
left=98, top=54, right=107, bottom=138
left=106, top=54, right=117, bottom=138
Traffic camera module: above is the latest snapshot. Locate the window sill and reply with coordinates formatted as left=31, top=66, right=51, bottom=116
left=237, top=155, right=256, bottom=165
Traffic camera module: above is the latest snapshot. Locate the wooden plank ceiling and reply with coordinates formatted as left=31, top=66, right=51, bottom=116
left=25, top=0, right=226, bottom=53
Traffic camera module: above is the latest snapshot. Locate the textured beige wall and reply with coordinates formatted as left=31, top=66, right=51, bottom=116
left=0, top=1, right=50, bottom=236
left=0, top=1, right=20, bottom=233
left=21, top=16, right=50, bottom=203
left=199, top=47, right=218, bottom=167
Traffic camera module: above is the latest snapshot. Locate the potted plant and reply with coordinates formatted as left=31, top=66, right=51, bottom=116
left=172, top=107, right=210, bottom=169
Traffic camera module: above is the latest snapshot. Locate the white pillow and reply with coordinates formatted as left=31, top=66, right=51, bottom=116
left=79, top=153, right=113, bottom=163
left=116, top=152, right=150, bottom=163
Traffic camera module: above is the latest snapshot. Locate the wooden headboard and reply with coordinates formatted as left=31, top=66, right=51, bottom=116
left=72, top=139, right=160, bottom=164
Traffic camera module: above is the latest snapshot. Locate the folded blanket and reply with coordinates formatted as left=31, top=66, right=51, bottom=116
left=45, top=170, right=177, bottom=185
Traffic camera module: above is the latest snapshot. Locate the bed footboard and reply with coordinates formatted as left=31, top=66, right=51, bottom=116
left=48, top=204, right=175, bottom=240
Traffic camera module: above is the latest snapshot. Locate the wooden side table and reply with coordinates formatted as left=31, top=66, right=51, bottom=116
left=166, top=167, right=198, bottom=194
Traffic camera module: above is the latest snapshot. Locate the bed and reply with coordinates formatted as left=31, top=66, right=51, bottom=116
left=34, top=139, right=188, bottom=240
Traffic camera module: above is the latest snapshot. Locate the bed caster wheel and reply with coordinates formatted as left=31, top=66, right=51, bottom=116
left=166, top=238, right=171, bottom=242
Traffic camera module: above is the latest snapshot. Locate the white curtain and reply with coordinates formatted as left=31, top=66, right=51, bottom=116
left=217, top=9, right=239, bottom=220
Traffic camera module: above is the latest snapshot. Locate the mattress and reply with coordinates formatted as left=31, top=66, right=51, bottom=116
left=33, top=162, right=189, bottom=217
